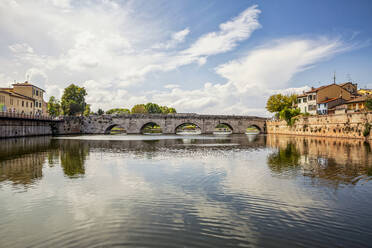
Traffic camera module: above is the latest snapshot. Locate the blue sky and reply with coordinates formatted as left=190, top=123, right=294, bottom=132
left=0, top=0, right=371, bottom=115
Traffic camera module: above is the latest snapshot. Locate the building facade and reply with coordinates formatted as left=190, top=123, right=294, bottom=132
left=297, top=83, right=353, bottom=115
left=0, top=82, right=48, bottom=116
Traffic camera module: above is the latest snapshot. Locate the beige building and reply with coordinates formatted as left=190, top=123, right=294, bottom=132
left=297, top=83, right=354, bottom=115
left=0, top=81, right=48, bottom=116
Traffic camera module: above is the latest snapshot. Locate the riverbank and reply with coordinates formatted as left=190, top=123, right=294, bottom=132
left=266, top=112, right=372, bottom=140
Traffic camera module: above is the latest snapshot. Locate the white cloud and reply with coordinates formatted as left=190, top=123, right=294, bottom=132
left=216, top=38, right=346, bottom=92
left=153, top=28, right=190, bottom=49
left=0, top=2, right=351, bottom=115
left=182, top=5, right=261, bottom=57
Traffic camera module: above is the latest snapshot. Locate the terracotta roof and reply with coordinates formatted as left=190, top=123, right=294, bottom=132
left=318, top=97, right=339, bottom=104
left=297, top=94, right=307, bottom=98
left=339, top=82, right=353, bottom=87
left=346, top=95, right=371, bottom=104
left=306, top=83, right=335, bottom=93
left=12, top=81, right=45, bottom=92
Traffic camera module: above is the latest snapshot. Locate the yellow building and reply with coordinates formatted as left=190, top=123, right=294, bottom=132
left=358, top=89, right=372, bottom=95
left=346, top=95, right=371, bottom=112
left=0, top=81, right=48, bottom=116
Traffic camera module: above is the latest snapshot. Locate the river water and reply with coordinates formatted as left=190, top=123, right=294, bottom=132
left=0, top=134, right=371, bottom=248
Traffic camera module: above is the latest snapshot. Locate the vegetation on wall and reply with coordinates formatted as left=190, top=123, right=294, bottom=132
left=365, top=98, right=372, bottom=110
left=363, top=123, right=371, bottom=137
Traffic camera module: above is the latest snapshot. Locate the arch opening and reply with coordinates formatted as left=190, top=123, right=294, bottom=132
left=175, top=123, right=201, bottom=135
left=141, top=122, right=163, bottom=135
left=105, top=124, right=127, bottom=135
left=214, top=123, right=233, bottom=135
left=246, top=125, right=261, bottom=134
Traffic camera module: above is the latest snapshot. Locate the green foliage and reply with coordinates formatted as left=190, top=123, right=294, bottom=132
left=266, top=94, right=297, bottom=114
left=279, top=107, right=301, bottom=126
left=145, top=102, right=162, bottom=114
left=365, top=98, right=372, bottom=110
left=168, top=107, right=176, bottom=113
left=83, top=104, right=91, bottom=116
left=131, top=104, right=148, bottom=114
left=61, top=84, right=87, bottom=116
left=106, top=108, right=130, bottom=115
left=267, top=143, right=301, bottom=173
left=363, top=123, right=371, bottom=137
left=97, top=108, right=104, bottom=115
left=47, top=96, right=61, bottom=117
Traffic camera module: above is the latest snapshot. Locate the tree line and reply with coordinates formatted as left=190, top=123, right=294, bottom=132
left=47, top=84, right=176, bottom=117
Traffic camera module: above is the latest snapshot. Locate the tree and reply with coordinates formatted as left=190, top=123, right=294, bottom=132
left=160, top=106, right=169, bottom=114
left=106, top=108, right=130, bottom=114
left=168, top=107, right=176, bottom=113
left=61, top=84, right=87, bottom=116
left=131, top=104, right=147, bottom=114
left=47, top=96, right=61, bottom=117
left=97, top=108, right=104, bottom=115
left=83, top=104, right=91, bottom=116
left=145, top=102, right=162, bottom=114
left=279, top=107, right=301, bottom=126
left=365, top=98, right=372, bottom=110
left=266, top=94, right=296, bottom=114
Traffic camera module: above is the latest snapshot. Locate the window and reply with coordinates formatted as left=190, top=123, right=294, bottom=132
left=22, top=101, right=24, bottom=107
left=0, top=95, right=5, bottom=103
left=26, top=102, right=28, bottom=107
left=39, top=102, right=41, bottom=108
left=298, top=99, right=302, bottom=103
left=36, top=90, right=38, bottom=96
left=30, top=103, right=32, bottom=108
left=303, top=98, right=307, bottom=103
left=35, top=101, right=38, bottom=107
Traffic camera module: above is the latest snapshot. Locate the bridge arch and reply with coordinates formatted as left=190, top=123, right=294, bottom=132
left=104, top=124, right=127, bottom=134
left=140, top=122, right=163, bottom=134
left=246, top=124, right=262, bottom=134
left=215, top=123, right=234, bottom=131
left=175, top=122, right=201, bottom=134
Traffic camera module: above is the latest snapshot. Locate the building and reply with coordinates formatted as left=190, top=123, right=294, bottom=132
left=346, top=95, right=371, bottom=112
left=358, top=89, right=372, bottom=95
left=297, top=83, right=353, bottom=115
left=339, top=82, right=358, bottom=95
left=0, top=81, right=48, bottom=116
left=317, top=97, right=346, bottom=115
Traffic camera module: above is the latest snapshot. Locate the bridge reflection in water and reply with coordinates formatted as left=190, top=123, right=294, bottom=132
left=0, top=134, right=372, bottom=248
left=1, top=134, right=371, bottom=187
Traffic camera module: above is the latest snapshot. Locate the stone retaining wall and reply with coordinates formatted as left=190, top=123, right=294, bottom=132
left=0, top=119, right=54, bottom=138
left=266, top=112, right=372, bottom=140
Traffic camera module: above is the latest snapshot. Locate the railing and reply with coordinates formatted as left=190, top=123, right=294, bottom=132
left=0, top=111, right=56, bottom=121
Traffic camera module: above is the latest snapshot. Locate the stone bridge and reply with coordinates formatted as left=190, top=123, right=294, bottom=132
left=59, top=114, right=267, bottom=134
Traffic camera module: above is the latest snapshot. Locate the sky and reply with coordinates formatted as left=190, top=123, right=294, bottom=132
left=0, top=0, right=371, bottom=116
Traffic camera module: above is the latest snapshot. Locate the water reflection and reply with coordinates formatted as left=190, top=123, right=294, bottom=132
left=59, top=140, right=88, bottom=178
left=266, top=134, right=372, bottom=184
left=0, top=134, right=372, bottom=248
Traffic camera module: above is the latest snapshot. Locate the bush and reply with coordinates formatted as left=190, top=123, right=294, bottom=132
left=363, top=123, right=371, bottom=137
left=279, top=107, right=301, bottom=126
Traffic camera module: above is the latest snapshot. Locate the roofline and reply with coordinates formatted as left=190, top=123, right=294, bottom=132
left=12, top=83, right=45, bottom=92
left=0, top=90, right=35, bottom=100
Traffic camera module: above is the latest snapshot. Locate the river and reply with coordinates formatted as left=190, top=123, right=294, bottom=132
left=0, top=134, right=371, bottom=248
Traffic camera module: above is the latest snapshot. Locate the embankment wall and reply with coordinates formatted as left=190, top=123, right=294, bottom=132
left=266, top=112, right=372, bottom=140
